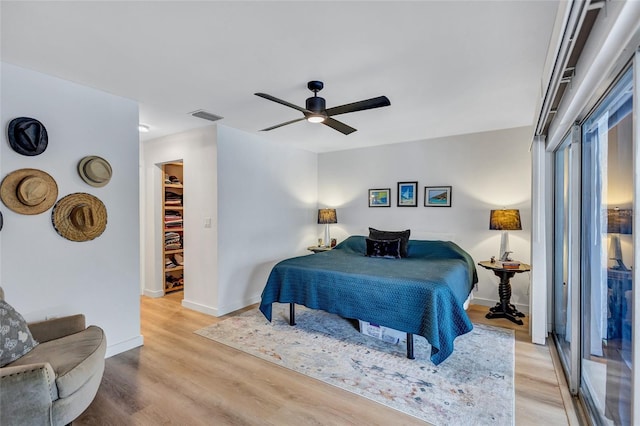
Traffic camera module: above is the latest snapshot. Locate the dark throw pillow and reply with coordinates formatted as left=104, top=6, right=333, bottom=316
left=366, top=238, right=402, bottom=259
left=368, top=227, right=410, bottom=258
left=0, top=299, right=39, bottom=367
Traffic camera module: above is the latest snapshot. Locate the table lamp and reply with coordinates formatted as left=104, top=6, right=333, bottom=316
left=318, top=208, right=337, bottom=247
left=490, top=209, right=522, bottom=261
left=607, top=207, right=632, bottom=270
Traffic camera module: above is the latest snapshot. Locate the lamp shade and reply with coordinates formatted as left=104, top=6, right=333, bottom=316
left=607, top=208, right=632, bottom=234
left=489, top=209, right=522, bottom=231
left=317, top=208, right=337, bottom=224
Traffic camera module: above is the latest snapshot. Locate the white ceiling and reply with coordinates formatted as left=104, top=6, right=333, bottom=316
left=1, top=1, right=560, bottom=153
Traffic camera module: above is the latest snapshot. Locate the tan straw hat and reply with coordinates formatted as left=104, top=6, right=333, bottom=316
left=52, top=193, right=107, bottom=242
left=0, top=168, right=58, bottom=215
left=78, top=156, right=112, bottom=187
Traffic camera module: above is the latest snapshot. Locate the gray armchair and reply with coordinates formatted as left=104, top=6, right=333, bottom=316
left=0, top=288, right=106, bottom=426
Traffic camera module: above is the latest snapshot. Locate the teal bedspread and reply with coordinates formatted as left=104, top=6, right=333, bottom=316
left=259, top=235, right=478, bottom=365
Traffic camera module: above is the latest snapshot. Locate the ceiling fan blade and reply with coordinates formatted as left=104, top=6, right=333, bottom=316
left=255, top=93, right=310, bottom=113
left=325, top=96, right=391, bottom=117
left=260, top=117, right=306, bottom=131
left=322, top=117, right=357, bottom=135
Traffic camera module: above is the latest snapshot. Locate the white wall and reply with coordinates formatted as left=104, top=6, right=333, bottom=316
left=142, top=126, right=219, bottom=316
left=216, top=125, right=318, bottom=315
left=318, top=126, right=532, bottom=310
left=0, top=62, right=142, bottom=357
left=142, top=124, right=317, bottom=317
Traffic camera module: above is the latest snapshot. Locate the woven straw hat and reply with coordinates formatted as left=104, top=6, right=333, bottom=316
left=52, top=193, right=107, bottom=242
left=78, top=156, right=112, bottom=187
left=0, top=168, right=58, bottom=215
left=8, top=117, right=48, bottom=156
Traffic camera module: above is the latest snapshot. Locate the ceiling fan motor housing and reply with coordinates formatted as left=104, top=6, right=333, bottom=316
left=306, top=96, right=326, bottom=113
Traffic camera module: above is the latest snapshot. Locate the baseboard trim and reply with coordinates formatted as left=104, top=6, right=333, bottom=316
left=106, top=335, right=144, bottom=358
left=181, top=299, right=218, bottom=317
left=143, top=288, right=164, bottom=298
left=217, top=295, right=261, bottom=317
left=178, top=295, right=276, bottom=317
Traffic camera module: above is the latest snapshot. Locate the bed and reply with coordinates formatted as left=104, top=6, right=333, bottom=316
left=259, top=235, right=478, bottom=365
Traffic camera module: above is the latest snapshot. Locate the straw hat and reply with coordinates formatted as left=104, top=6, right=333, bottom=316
left=0, top=168, right=58, bottom=215
left=78, top=156, right=112, bottom=187
left=8, top=117, right=48, bottom=156
left=52, top=193, right=107, bottom=242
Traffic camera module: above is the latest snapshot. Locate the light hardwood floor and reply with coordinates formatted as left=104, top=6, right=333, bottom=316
left=76, top=294, right=578, bottom=425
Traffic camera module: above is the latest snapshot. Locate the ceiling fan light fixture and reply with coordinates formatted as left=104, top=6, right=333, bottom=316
left=307, top=114, right=325, bottom=123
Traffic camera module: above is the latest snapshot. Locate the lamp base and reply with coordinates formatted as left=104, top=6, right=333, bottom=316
left=609, top=234, right=628, bottom=270
left=500, top=251, right=513, bottom=262
left=611, top=258, right=630, bottom=271
left=498, top=231, right=513, bottom=261
left=324, top=224, right=331, bottom=247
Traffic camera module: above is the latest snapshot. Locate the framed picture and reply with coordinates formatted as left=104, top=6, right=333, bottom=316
left=424, top=186, right=452, bottom=207
left=368, top=188, right=390, bottom=207
left=397, top=181, right=418, bottom=207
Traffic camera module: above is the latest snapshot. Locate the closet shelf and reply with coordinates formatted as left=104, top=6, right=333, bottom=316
left=165, top=285, right=183, bottom=293
left=164, top=249, right=184, bottom=255
left=163, top=162, right=184, bottom=296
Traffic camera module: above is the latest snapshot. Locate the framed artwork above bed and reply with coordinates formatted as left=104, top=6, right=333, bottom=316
left=424, top=186, right=452, bottom=207
left=397, top=181, right=418, bottom=207
left=368, top=188, right=391, bottom=207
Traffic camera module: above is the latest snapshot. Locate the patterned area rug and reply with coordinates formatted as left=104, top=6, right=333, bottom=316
left=195, top=304, right=514, bottom=425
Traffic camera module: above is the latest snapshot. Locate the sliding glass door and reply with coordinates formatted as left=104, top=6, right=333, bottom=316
left=553, top=63, right=636, bottom=424
left=581, top=66, right=633, bottom=425
left=553, top=132, right=579, bottom=392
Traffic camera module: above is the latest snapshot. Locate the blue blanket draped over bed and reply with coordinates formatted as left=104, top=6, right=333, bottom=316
left=259, top=235, right=478, bottom=365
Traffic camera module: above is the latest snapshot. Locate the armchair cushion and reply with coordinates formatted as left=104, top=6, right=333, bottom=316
left=28, top=314, right=86, bottom=344
left=9, top=325, right=105, bottom=399
left=0, top=299, right=39, bottom=367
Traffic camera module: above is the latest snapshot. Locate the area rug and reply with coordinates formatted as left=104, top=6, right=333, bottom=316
left=195, top=304, right=514, bottom=425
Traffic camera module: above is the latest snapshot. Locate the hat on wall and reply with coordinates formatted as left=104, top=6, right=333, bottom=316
left=78, top=156, right=112, bottom=187
left=0, top=169, right=58, bottom=215
left=51, top=193, right=107, bottom=242
left=8, top=117, right=48, bottom=156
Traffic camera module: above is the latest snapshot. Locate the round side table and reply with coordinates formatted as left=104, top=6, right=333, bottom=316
left=307, top=246, right=332, bottom=254
left=478, top=260, right=531, bottom=325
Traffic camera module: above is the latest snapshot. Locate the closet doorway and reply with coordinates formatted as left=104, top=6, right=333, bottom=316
left=161, top=161, right=185, bottom=296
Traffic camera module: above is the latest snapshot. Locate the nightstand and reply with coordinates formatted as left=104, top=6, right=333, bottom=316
left=478, top=260, right=531, bottom=325
left=307, top=246, right=332, bottom=254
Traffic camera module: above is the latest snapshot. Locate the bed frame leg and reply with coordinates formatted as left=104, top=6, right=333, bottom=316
left=289, top=303, right=296, bottom=326
left=406, top=333, right=415, bottom=359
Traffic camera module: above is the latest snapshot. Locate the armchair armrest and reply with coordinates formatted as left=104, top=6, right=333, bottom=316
left=28, top=314, right=86, bottom=343
left=0, top=362, right=58, bottom=424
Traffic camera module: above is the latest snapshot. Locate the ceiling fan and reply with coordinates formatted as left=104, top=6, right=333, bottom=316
left=255, top=81, right=390, bottom=135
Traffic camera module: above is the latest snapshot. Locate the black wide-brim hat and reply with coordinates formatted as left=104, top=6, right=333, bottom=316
left=8, top=117, right=48, bottom=156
